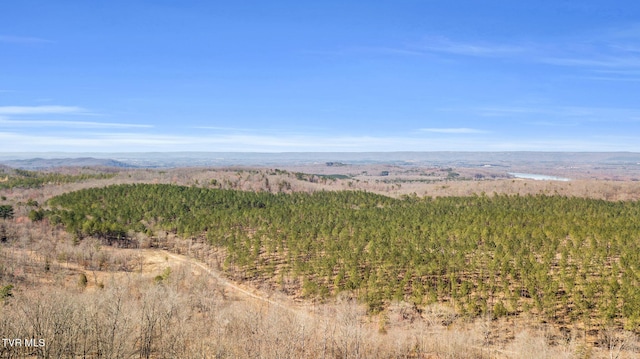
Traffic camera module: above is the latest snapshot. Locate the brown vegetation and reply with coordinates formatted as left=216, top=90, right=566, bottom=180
left=2, top=166, right=640, bottom=358
left=1, top=217, right=639, bottom=358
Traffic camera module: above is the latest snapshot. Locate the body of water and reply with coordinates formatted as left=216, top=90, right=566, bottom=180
left=508, top=172, right=571, bottom=181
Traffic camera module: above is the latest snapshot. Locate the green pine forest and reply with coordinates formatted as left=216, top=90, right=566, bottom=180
left=46, top=183, right=640, bottom=331
left=0, top=169, right=115, bottom=189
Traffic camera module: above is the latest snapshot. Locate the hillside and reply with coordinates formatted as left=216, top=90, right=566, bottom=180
left=0, top=157, right=136, bottom=170
left=2, top=166, right=640, bottom=358
left=46, top=184, right=640, bottom=332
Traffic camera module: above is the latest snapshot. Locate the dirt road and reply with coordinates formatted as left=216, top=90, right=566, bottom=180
left=138, top=249, right=313, bottom=318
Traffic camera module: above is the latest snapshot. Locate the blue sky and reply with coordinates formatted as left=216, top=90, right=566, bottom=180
left=2, top=1, right=640, bottom=152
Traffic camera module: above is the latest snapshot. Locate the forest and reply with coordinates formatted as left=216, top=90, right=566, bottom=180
left=44, top=183, right=640, bottom=334
left=0, top=168, right=115, bottom=190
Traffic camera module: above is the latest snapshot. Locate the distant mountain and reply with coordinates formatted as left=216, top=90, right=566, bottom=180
left=0, top=151, right=639, bottom=168
left=0, top=157, right=137, bottom=170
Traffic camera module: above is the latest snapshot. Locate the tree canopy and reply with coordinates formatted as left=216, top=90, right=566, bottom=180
left=47, top=184, right=640, bottom=331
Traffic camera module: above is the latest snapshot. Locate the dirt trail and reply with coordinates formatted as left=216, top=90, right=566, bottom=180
left=157, top=251, right=524, bottom=357
left=8, top=243, right=308, bottom=317
left=143, top=249, right=313, bottom=318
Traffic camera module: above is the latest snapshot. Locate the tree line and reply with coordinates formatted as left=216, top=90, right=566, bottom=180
left=0, top=169, right=115, bottom=189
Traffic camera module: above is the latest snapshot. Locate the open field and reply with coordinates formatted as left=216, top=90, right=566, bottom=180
left=1, top=161, right=640, bottom=358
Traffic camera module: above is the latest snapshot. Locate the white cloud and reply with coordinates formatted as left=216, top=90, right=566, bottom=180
left=352, top=46, right=430, bottom=57
left=0, top=118, right=152, bottom=129
left=0, top=104, right=153, bottom=131
left=475, top=105, right=640, bottom=122
left=378, top=27, right=640, bottom=76
left=352, top=37, right=527, bottom=61
left=539, top=56, right=640, bottom=69
left=0, top=106, right=86, bottom=115
left=419, top=128, right=489, bottom=134
left=4, top=130, right=632, bottom=153
left=193, top=126, right=263, bottom=132
left=578, top=75, right=640, bottom=82
left=0, top=132, right=185, bottom=150
left=415, top=36, right=524, bottom=57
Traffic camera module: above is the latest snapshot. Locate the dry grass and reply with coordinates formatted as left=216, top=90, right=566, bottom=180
left=3, top=167, right=640, bottom=357
left=2, top=223, right=639, bottom=358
